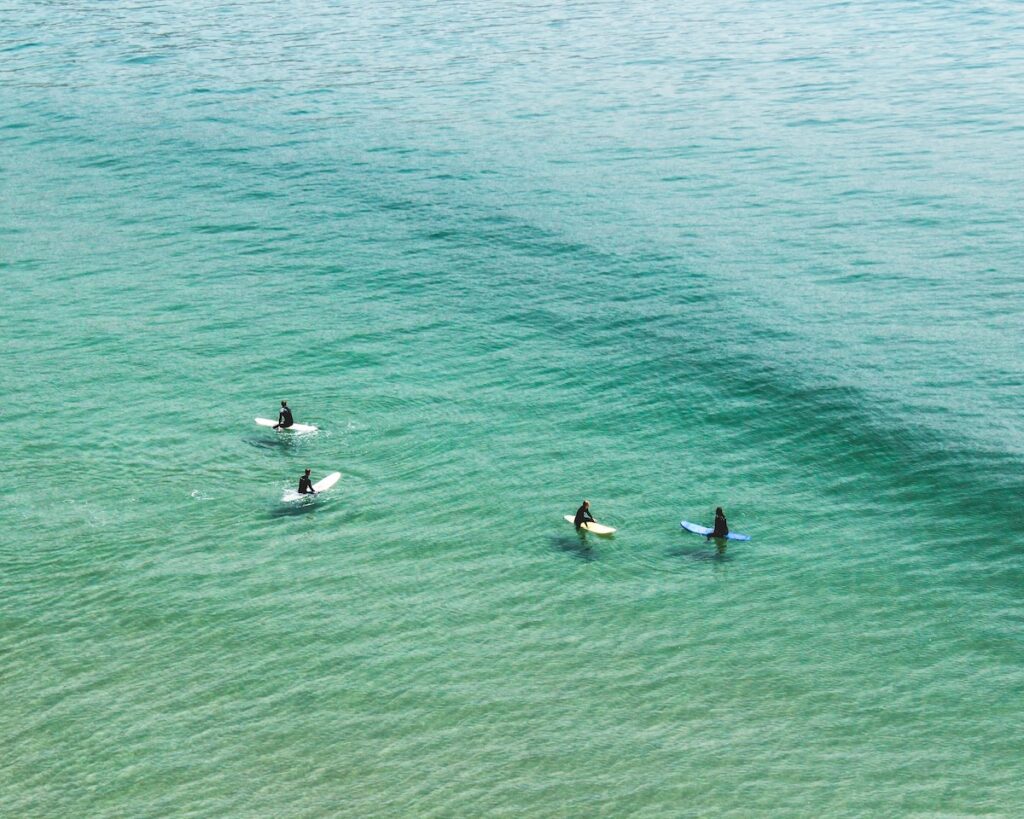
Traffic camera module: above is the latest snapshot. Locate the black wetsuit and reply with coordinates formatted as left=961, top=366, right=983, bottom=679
left=275, top=406, right=294, bottom=429
left=573, top=505, right=595, bottom=529
left=710, top=511, right=729, bottom=538
left=298, top=475, right=315, bottom=494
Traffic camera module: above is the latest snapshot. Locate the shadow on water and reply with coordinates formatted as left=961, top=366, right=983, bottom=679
left=268, top=497, right=323, bottom=518
left=670, top=537, right=733, bottom=563
left=549, top=533, right=597, bottom=562
left=245, top=434, right=303, bottom=453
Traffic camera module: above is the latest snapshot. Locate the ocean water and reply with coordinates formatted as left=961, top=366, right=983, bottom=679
left=2, top=1, right=1023, bottom=815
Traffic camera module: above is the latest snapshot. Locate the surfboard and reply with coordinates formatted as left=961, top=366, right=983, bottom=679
left=680, top=520, right=751, bottom=541
left=282, top=472, right=341, bottom=502
left=564, top=514, right=616, bottom=535
left=255, top=417, right=318, bottom=433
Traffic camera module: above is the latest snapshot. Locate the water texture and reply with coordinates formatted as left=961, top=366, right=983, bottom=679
left=2, top=1, right=1023, bottom=815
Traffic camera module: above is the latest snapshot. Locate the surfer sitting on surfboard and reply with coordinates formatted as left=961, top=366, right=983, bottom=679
left=298, top=468, right=316, bottom=495
left=573, top=500, right=596, bottom=530
left=273, top=400, right=294, bottom=430
left=709, top=507, right=729, bottom=539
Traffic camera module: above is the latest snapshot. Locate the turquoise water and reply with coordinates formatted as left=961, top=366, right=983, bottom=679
left=2, top=1, right=1023, bottom=814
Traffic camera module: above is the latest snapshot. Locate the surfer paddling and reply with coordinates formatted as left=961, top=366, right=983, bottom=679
left=273, top=400, right=294, bottom=430
left=298, top=468, right=317, bottom=495
left=708, top=507, right=729, bottom=539
left=573, top=500, right=596, bottom=530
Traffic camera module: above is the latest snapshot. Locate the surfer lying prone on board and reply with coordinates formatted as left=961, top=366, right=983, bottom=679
left=273, top=400, right=294, bottom=430
left=709, top=507, right=728, bottom=539
left=574, top=500, right=596, bottom=530
left=298, top=468, right=317, bottom=495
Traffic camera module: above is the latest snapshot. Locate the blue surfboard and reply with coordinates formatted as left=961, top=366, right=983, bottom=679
left=680, top=520, right=751, bottom=541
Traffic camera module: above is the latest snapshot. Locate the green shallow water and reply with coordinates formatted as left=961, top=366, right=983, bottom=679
left=2, top=1, right=1023, bottom=815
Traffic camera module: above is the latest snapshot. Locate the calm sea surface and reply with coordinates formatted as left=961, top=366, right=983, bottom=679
left=2, top=1, right=1023, bottom=815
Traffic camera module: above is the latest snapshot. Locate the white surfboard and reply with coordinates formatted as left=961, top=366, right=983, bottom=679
left=563, top=514, right=616, bottom=535
left=255, top=417, right=318, bottom=433
left=282, top=472, right=341, bottom=502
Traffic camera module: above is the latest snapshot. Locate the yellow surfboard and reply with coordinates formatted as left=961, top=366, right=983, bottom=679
left=563, top=514, right=616, bottom=535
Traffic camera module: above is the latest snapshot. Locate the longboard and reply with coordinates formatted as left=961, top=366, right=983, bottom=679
left=563, top=514, right=616, bottom=535
left=282, top=472, right=341, bottom=502
left=256, top=417, right=318, bottom=433
left=680, top=520, right=750, bottom=541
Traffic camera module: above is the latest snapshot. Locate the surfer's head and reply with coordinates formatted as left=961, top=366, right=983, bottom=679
left=281, top=400, right=288, bottom=407
left=304, top=468, right=311, bottom=476
left=583, top=500, right=589, bottom=508
left=716, top=507, right=724, bottom=516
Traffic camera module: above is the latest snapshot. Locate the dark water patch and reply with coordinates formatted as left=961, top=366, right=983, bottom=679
left=379, top=198, right=422, bottom=212
left=380, top=187, right=1022, bottom=559
left=427, top=172, right=475, bottom=181
left=0, top=41, right=43, bottom=53
left=77, top=154, right=136, bottom=170
left=239, top=189, right=282, bottom=201
left=0, top=251, right=37, bottom=265
left=393, top=204, right=1024, bottom=576
left=191, top=222, right=265, bottom=235
left=122, top=53, right=169, bottom=65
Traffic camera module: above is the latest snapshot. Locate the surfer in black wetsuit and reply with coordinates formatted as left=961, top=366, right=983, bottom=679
left=273, top=400, right=294, bottom=430
left=298, top=468, right=316, bottom=495
left=574, top=500, right=595, bottom=530
left=709, top=507, right=729, bottom=539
